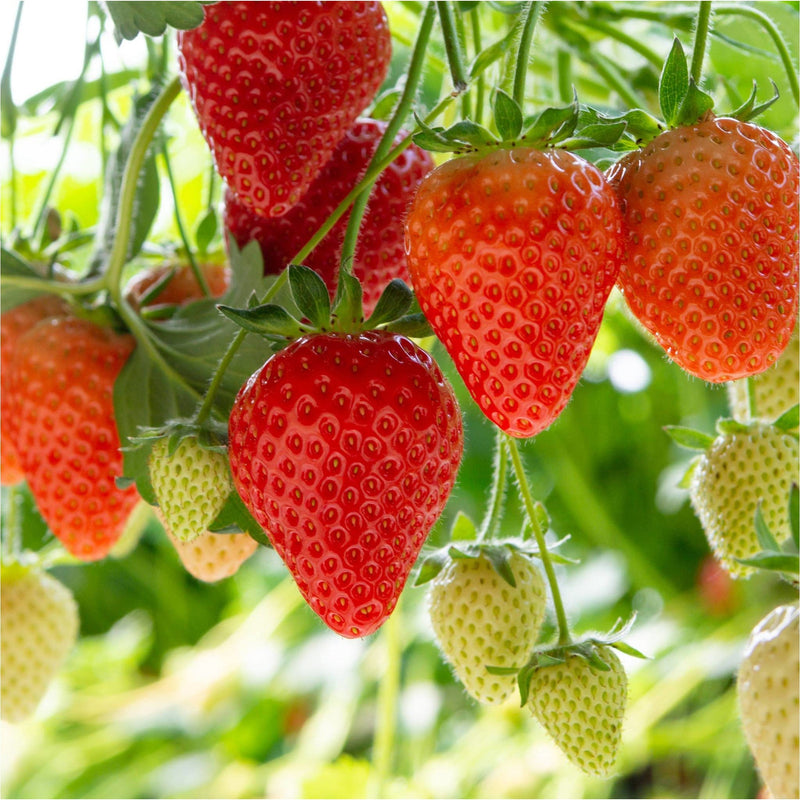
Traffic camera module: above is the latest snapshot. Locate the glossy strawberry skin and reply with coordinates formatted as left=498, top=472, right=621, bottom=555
left=405, top=147, right=624, bottom=438
left=224, top=118, right=435, bottom=316
left=1, top=296, right=70, bottom=484
left=228, top=331, right=463, bottom=638
left=607, top=116, right=799, bottom=382
left=178, top=1, right=391, bottom=218
left=6, top=317, right=139, bottom=561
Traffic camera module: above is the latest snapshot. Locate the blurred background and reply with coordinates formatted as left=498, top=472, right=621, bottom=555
left=1, top=2, right=798, bottom=798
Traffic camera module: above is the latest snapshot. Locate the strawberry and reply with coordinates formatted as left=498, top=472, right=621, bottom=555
left=6, top=317, right=139, bottom=561
left=1, top=564, right=79, bottom=723
left=228, top=330, right=463, bottom=638
left=427, top=549, right=546, bottom=704
left=1, top=295, right=70, bottom=484
left=404, top=147, right=624, bottom=438
left=224, top=118, right=434, bottom=316
left=124, top=262, right=230, bottom=313
left=526, top=645, right=627, bottom=777
left=607, top=115, right=799, bottom=382
left=177, top=1, right=391, bottom=218
left=689, top=422, right=798, bottom=578
left=727, top=328, right=799, bottom=426
left=737, top=604, right=799, bottom=800
left=149, top=436, right=234, bottom=543
left=165, top=527, right=258, bottom=583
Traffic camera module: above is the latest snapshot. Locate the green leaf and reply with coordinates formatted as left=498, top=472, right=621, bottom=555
left=754, top=502, right=781, bottom=551
left=330, top=263, right=364, bottom=330
left=774, top=403, right=800, bottom=431
left=735, top=552, right=800, bottom=574
left=414, top=550, right=449, bottom=586
left=384, top=312, right=434, bottom=338
left=790, top=483, right=799, bottom=549
left=217, top=303, right=308, bottom=339
left=663, top=425, right=715, bottom=451
left=104, top=1, right=208, bottom=41
left=288, top=264, right=331, bottom=330
left=0, top=248, right=57, bottom=312
left=194, top=208, right=218, bottom=255
left=444, top=119, right=496, bottom=148
left=660, top=38, right=690, bottom=127
left=493, top=89, right=523, bottom=141
left=450, top=511, right=478, bottom=542
left=469, top=28, right=517, bottom=79
left=678, top=455, right=703, bottom=489
left=609, top=640, right=648, bottom=659
left=522, top=98, right=579, bottom=146
left=365, top=280, right=414, bottom=327
left=208, top=491, right=271, bottom=547
left=716, top=418, right=752, bottom=436
left=370, top=88, right=402, bottom=121
left=486, top=548, right=517, bottom=588
left=558, top=121, right=628, bottom=150
left=675, top=78, right=715, bottom=126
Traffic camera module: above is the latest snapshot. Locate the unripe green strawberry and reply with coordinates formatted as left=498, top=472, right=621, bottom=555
left=1, top=565, right=79, bottom=723
left=526, top=645, right=627, bottom=777
left=429, top=551, right=546, bottom=704
left=738, top=604, right=799, bottom=800
left=165, top=527, right=258, bottom=583
left=149, top=436, right=233, bottom=543
left=689, top=423, right=798, bottom=578
left=727, top=329, right=799, bottom=426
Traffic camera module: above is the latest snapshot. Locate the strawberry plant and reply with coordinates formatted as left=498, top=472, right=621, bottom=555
left=1, top=2, right=798, bottom=798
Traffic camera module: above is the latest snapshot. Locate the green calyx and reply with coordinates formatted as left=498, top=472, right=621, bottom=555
left=487, top=616, right=647, bottom=706
left=415, top=510, right=575, bottom=588
left=218, top=263, right=431, bottom=348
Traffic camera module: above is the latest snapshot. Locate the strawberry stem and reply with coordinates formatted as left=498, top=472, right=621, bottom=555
left=339, top=1, right=437, bottom=275
left=689, top=1, right=713, bottom=85
left=506, top=436, right=572, bottom=646
left=469, top=8, right=486, bottom=124
left=437, top=1, right=468, bottom=94
left=478, top=430, right=509, bottom=542
left=512, top=1, right=545, bottom=108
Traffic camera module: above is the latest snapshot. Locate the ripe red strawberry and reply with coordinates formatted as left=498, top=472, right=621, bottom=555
left=177, top=2, right=391, bottom=218
left=607, top=115, right=799, bottom=382
left=1, top=564, right=79, bottom=723
left=405, top=147, right=624, bottom=437
left=1, top=295, right=70, bottom=484
left=228, top=331, right=463, bottom=638
left=125, top=262, right=230, bottom=313
left=224, top=118, right=434, bottom=316
left=6, top=317, right=139, bottom=561
left=738, top=604, right=799, bottom=800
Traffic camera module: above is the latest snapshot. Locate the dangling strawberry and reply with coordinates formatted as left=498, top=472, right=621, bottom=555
left=177, top=2, right=391, bottom=218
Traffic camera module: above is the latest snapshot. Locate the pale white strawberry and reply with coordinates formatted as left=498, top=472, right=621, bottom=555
left=728, top=329, right=799, bottom=425
left=149, top=436, right=233, bottom=542
left=166, top=528, right=257, bottom=583
left=1, top=565, right=79, bottom=723
left=737, top=604, right=799, bottom=800
left=526, top=645, right=627, bottom=777
left=689, top=423, right=798, bottom=578
left=428, top=550, right=546, bottom=704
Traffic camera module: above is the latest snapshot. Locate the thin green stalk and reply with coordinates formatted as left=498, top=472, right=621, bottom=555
left=436, top=1, right=468, bottom=93
left=1, top=487, right=22, bottom=561
left=690, top=1, right=713, bottom=84
left=105, top=76, right=181, bottom=299
left=0, top=272, right=108, bottom=296
left=567, top=16, right=662, bottom=68
left=715, top=4, right=800, bottom=106
left=478, top=431, right=508, bottom=541
left=453, top=2, right=472, bottom=119
left=369, top=601, right=402, bottom=799
left=470, top=8, right=485, bottom=124
left=746, top=377, right=757, bottom=419
left=206, top=163, right=216, bottom=211
left=506, top=436, right=571, bottom=645
left=194, top=269, right=289, bottom=426
left=556, top=47, right=573, bottom=104
left=161, top=141, right=209, bottom=296
left=512, top=1, right=545, bottom=107
left=339, top=1, right=437, bottom=269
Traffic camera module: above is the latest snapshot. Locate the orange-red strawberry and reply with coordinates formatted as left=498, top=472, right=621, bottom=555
left=405, top=147, right=624, bottom=438
left=1, top=296, right=70, bottom=484
left=6, top=317, right=139, bottom=561
left=224, top=118, right=434, bottom=316
left=177, top=1, right=391, bottom=218
left=607, top=115, right=799, bottom=382
left=228, top=331, right=463, bottom=638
